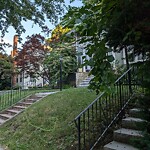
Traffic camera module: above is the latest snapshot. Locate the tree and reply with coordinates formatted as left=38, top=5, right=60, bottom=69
left=0, top=0, right=65, bottom=37
left=0, top=53, right=13, bottom=90
left=16, top=34, right=48, bottom=82
left=45, top=25, right=77, bottom=87
left=44, top=43, right=77, bottom=87
left=0, top=0, right=65, bottom=51
left=62, top=0, right=150, bottom=93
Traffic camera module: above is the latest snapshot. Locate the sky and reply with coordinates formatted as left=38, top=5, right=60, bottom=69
left=2, top=0, right=82, bottom=55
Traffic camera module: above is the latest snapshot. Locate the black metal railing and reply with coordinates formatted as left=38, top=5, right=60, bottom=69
left=74, top=66, right=141, bottom=149
left=0, top=87, right=37, bottom=111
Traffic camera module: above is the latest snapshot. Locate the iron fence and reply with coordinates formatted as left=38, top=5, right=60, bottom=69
left=0, top=88, right=37, bottom=111
left=74, top=66, right=142, bottom=149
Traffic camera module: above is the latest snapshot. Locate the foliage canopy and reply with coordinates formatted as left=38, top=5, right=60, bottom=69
left=45, top=25, right=77, bottom=87
left=15, top=34, right=49, bottom=87
left=0, top=0, right=65, bottom=51
left=62, top=0, right=150, bottom=93
left=0, top=0, right=65, bottom=37
left=0, top=53, right=12, bottom=89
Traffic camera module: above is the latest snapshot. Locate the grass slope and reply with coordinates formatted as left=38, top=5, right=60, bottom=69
left=0, top=88, right=97, bottom=150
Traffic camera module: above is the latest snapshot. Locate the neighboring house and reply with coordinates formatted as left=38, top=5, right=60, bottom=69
left=114, top=47, right=145, bottom=66
left=12, top=62, right=46, bottom=89
left=76, top=43, right=92, bottom=72
left=74, top=34, right=92, bottom=73
left=16, top=65, right=46, bottom=89
left=75, top=39, right=144, bottom=80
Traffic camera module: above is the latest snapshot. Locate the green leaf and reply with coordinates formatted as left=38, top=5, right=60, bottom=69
left=107, top=55, right=114, bottom=62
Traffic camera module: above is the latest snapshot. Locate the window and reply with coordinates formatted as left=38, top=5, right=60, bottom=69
left=20, top=77, right=22, bottom=82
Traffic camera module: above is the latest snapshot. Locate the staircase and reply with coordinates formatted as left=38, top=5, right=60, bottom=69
left=0, top=92, right=57, bottom=126
left=78, top=75, right=94, bottom=87
left=104, top=108, right=145, bottom=150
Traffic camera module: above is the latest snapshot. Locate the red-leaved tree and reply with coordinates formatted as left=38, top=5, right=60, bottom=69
left=16, top=34, right=48, bottom=83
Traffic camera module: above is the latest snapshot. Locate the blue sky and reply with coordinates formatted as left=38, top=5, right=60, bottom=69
left=3, top=0, right=82, bottom=54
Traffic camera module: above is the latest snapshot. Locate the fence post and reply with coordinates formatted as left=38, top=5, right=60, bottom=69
left=10, top=88, right=13, bottom=104
left=119, top=80, right=122, bottom=109
left=0, top=94, right=1, bottom=111
left=77, top=118, right=81, bottom=150
left=128, top=69, right=132, bottom=94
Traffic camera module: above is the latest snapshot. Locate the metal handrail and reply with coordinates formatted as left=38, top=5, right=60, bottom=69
left=74, top=92, right=105, bottom=120
left=75, top=67, right=133, bottom=121
left=74, top=66, right=140, bottom=150
left=115, top=67, right=132, bottom=83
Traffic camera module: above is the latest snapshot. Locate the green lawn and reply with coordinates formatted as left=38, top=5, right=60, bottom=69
left=0, top=88, right=98, bottom=150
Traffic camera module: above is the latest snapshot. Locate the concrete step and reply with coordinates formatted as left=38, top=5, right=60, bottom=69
left=35, top=94, right=45, bottom=98
left=129, top=108, right=142, bottom=118
left=78, top=84, right=89, bottom=86
left=35, top=96, right=44, bottom=98
left=78, top=76, right=93, bottom=87
left=6, top=109, right=20, bottom=115
left=18, top=102, right=33, bottom=106
left=24, top=99, right=37, bottom=103
left=22, top=102, right=33, bottom=105
left=78, top=85, right=89, bottom=87
left=0, top=118, right=5, bottom=124
left=79, top=82, right=89, bottom=84
left=12, top=105, right=27, bottom=111
left=28, top=95, right=41, bottom=100
left=0, top=114, right=13, bottom=120
left=122, top=117, right=145, bottom=130
left=80, top=82, right=90, bottom=85
left=32, top=92, right=54, bottom=98
left=103, top=141, right=138, bottom=150
left=114, top=128, right=142, bottom=145
left=81, top=80, right=91, bottom=82
left=81, top=79, right=91, bottom=82
left=7, top=109, right=20, bottom=114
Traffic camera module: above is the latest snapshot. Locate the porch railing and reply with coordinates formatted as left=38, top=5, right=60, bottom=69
left=74, top=66, right=141, bottom=149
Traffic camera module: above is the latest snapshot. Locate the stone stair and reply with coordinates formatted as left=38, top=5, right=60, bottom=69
left=104, top=108, right=145, bottom=150
left=0, top=92, right=57, bottom=126
left=78, top=75, right=94, bottom=87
